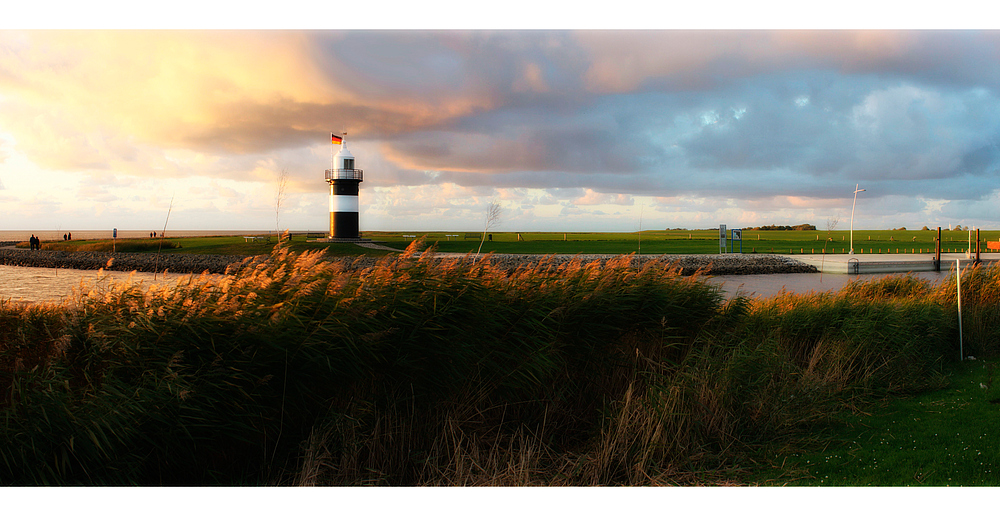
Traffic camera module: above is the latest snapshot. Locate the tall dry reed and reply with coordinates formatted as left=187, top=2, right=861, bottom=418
left=0, top=244, right=988, bottom=485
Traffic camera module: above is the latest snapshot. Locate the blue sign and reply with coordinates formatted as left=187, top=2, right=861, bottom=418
left=113, top=228, right=117, bottom=239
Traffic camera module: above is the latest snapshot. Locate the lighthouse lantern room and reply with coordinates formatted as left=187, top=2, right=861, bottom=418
left=326, top=133, right=364, bottom=239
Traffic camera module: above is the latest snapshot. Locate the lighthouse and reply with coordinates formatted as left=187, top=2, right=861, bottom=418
left=326, top=133, right=363, bottom=239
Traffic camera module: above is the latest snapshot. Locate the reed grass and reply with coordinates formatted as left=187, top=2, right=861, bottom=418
left=1, top=242, right=996, bottom=485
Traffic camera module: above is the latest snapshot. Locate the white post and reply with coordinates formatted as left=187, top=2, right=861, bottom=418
left=638, top=202, right=643, bottom=255
left=957, top=259, right=963, bottom=361
left=849, top=184, right=865, bottom=255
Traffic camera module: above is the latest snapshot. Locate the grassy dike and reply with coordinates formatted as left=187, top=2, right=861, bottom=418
left=369, top=229, right=1000, bottom=256
left=1, top=239, right=997, bottom=485
left=16, top=227, right=1000, bottom=257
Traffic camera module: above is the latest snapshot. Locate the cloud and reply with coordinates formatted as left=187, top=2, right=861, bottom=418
left=574, top=31, right=1000, bottom=95
left=3, top=30, right=1000, bottom=232
left=572, top=189, right=634, bottom=206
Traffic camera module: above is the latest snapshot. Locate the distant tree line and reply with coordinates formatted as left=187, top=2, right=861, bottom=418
left=748, top=224, right=817, bottom=231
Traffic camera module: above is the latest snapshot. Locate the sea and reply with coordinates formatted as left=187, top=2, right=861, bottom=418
left=0, top=229, right=269, bottom=243
left=0, top=230, right=963, bottom=304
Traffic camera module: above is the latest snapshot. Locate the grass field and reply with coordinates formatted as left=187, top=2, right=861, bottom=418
left=21, top=228, right=1000, bottom=256
left=370, top=229, right=1000, bottom=256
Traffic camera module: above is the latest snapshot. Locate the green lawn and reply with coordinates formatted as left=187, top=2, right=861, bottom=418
left=369, top=229, right=1000, bottom=256
left=753, top=358, right=1000, bottom=486
left=26, top=228, right=1000, bottom=257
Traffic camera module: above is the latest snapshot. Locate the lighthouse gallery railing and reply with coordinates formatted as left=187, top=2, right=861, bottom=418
left=325, top=169, right=364, bottom=181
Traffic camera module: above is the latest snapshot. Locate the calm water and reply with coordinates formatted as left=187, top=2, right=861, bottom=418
left=0, top=226, right=970, bottom=303
left=706, top=270, right=956, bottom=300
left=0, top=229, right=278, bottom=243
left=1, top=230, right=258, bottom=303
left=1, top=261, right=959, bottom=305
left=0, top=265, right=205, bottom=304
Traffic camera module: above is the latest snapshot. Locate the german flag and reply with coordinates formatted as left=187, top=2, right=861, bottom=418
left=331, top=133, right=343, bottom=144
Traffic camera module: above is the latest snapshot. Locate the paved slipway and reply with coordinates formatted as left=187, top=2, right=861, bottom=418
left=0, top=245, right=817, bottom=276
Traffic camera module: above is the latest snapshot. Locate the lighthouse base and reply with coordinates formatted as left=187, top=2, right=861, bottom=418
left=311, top=237, right=374, bottom=243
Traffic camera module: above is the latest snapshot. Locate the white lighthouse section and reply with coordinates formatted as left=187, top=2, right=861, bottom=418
left=335, top=142, right=355, bottom=175
left=330, top=194, right=359, bottom=212
left=331, top=142, right=357, bottom=215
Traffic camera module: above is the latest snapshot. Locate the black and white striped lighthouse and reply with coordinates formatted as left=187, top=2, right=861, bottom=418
left=326, top=133, right=363, bottom=239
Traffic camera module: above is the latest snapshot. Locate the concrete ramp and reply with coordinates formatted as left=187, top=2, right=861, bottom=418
left=788, top=252, right=1000, bottom=274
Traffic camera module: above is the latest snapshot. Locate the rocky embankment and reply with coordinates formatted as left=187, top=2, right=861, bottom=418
left=1, top=248, right=816, bottom=276
left=0, top=249, right=253, bottom=275
left=447, top=253, right=815, bottom=275
left=327, top=252, right=816, bottom=276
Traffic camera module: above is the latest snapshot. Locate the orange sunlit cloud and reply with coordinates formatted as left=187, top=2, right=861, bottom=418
left=0, top=31, right=496, bottom=178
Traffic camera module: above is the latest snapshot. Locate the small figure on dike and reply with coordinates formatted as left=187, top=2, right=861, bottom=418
left=68, top=232, right=72, bottom=240
left=63, top=234, right=67, bottom=241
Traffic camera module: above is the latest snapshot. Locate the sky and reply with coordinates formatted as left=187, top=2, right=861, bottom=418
left=2, top=6, right=1000, bottom=233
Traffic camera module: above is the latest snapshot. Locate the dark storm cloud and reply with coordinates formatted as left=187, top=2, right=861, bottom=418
left=294, top=31, right=1000, bottom=205
left=311, top=31, right=591, bottom=105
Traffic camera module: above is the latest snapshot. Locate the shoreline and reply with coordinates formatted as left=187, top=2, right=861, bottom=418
left=0, top=248, right=817, bottom=276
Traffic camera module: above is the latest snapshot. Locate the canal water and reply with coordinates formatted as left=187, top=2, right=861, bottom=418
left=1, top=263, right=960, bottom=305
left=0, top=229, right=262, bottom=304
left=705, top=270, right=956, bottom=300
left=0, top=265, right=203, bottom=304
